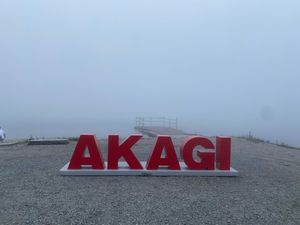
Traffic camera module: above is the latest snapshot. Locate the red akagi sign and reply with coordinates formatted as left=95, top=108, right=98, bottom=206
left=60, top=134, right=239, bottom=176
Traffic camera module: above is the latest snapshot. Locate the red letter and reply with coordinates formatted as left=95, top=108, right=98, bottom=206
left=180, top=136, right=215, bottom=170
left=146, top=135, right=180, bottom=170
left=68, top=134, right=104, bottom=169
left=108, top=134, right=143, bottom=169
left=216, top=136, right=231, bottom=170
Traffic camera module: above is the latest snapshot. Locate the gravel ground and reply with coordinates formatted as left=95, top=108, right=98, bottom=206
left=0, top=137, right=299, bottom=225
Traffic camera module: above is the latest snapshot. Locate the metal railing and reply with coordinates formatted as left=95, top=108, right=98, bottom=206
left=135, top=117, right=178, bottom=129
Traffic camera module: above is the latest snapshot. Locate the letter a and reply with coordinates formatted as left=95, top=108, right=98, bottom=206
left=146, top=135, right=180, bottom=170
left=68, top=134, right=104, bottom=169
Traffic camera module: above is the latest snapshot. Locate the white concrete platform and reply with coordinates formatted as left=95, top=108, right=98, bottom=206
left=60, top=162, right=239, bottom=177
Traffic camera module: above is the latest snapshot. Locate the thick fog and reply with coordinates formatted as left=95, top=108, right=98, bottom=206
left=1, top=1, right=299, bottom=146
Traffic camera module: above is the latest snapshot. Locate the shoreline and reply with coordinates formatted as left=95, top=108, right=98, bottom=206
left=1, top=135, right=300, bottom=150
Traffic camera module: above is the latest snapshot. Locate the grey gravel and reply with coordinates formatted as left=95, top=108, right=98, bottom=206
left=0, top=137, right=299, bottom=225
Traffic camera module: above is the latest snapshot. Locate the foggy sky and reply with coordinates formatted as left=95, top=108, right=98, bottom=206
left=1, top=0, right=300, bottom=146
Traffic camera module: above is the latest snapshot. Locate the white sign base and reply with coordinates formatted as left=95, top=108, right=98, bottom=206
left=59, top=162, right=239, bottom=177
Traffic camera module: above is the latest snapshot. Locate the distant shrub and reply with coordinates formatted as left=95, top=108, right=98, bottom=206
left=237, top=132, right=300, bottom=150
